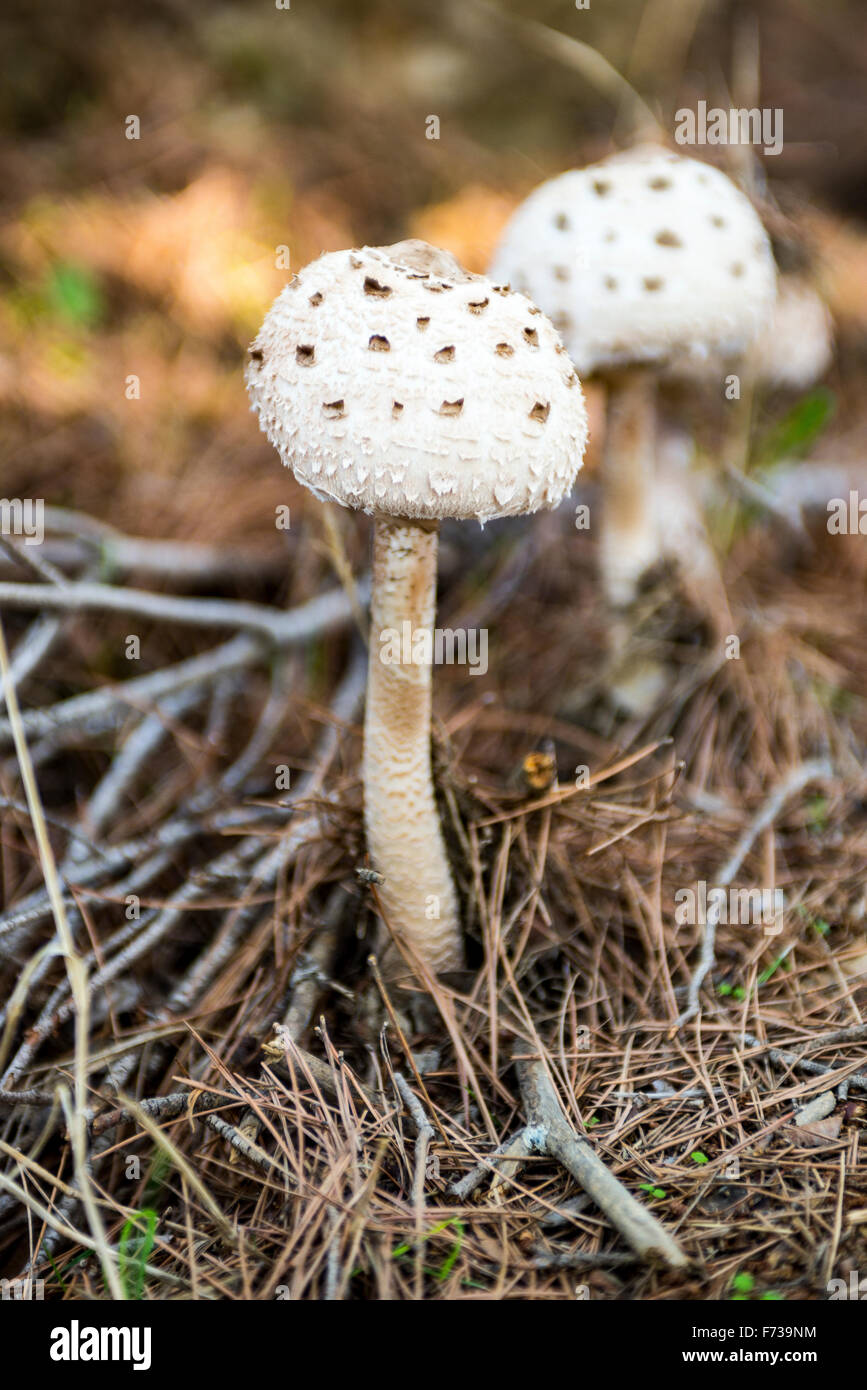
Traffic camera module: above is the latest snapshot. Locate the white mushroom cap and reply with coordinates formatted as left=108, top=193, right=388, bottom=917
left=246, top=240, right=588, bottom=523
left=659, top=272, right=833, bottom=390
left=752, top=276, right=833, bottom=390
left=489, top=145, right=777, bottom=376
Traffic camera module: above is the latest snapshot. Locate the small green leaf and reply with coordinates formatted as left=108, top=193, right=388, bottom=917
left=436, top=1219, right=464, bottom=1282
left=732, top=1271, right=755, bottom=1295
left=718, top=981, right=745, bottom=1000
left=46, top=1252, right=68, bottom=1292
left=47, top=262, right=103, bottom=327
left=639, top=1183, right=667, bottom=1200
left=118, top=1208, right=157, bottom=1300
left=392, top=1216, right=464, bottom=1277
left=691, top=1151, right=709, bottom=1165
left=755, top=388, right=835, bottom=466
left=757, top=954, right=789, bottom=986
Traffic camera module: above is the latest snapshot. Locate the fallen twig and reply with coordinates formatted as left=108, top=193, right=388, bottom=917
left=0, top=578, right=353, bottom=641
left=0, top=581, right=367, bottom=750
left=394, top=1072, right=437, bottom=1210
left=741, top=1033, right=867, bottom=1095
left=513, top=1055, right=688, bottom=1269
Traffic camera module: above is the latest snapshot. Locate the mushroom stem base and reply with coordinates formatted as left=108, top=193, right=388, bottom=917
left=364, top=515, right=463, bottom=975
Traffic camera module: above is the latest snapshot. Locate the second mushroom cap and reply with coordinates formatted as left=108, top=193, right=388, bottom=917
left=489, top=144, right=777, bottom=375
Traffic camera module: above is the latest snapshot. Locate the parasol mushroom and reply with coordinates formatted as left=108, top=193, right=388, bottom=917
left=490, top=144, right=777, bottom=610
left=246, top=240, right=588, bottom=973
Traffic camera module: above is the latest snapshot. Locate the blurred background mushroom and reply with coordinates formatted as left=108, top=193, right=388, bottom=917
left=753, top=275, right=834, bottom=392
left=490, top=144, right=776, bottom=711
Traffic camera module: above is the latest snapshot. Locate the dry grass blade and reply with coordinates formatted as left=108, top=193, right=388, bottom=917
left=0, top=615, right=124, bottom=1299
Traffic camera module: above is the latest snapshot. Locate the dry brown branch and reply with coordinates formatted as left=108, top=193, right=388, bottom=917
left=511, top=1055, right=688, bottom=1269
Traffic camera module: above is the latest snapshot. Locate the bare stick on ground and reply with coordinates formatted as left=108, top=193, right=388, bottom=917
left=451, top=1050, right=688, bottom=1270
left=0, top=581, right=366, bottom=750
left=513, top=1055, right=688, bottom=1269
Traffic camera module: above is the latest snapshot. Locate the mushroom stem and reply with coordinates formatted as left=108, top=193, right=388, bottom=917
left=599, top=368, right=660, bottom=609
left=363, top=515, right=463, bottom=973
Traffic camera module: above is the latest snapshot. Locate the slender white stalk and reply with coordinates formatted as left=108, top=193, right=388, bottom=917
left=363, top=516, right=463, bottom=973
left=598, top=369, right=660, bottom=609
